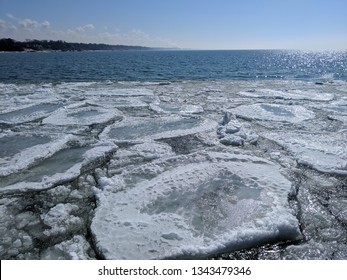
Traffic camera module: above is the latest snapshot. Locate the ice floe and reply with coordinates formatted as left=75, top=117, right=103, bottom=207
left=237, top=88, right=334, bottom=101
left=0, top=103, right=63, bottom=125
left=42, top=103, right=123, bottom=126
left=0, top=132, right=75, bottom=177
left=1, top=79, right=346, bottom=260
left=91, top=150, right=301, bottom=259
left=232, top=103, right=315, bottom=123
left=101, top=116, right=217, bottom=143
left=264, top=130, right=347, bottom=175
left=0, top=141, right=117, bottom=193
left=107, top=142, right=175, bottom=176
left=312, top=100, right=347, bottom=122
left=86, top=88, right=154, bottom=97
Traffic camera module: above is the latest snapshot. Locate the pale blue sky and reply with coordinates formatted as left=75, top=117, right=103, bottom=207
left=0, top=0, right=346, bottom=50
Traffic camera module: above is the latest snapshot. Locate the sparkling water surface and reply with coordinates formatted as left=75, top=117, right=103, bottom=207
left=1, top=50, right=346, bottom=83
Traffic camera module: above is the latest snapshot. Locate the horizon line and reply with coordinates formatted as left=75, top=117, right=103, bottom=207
left=2, top=37, right=346, bottom=52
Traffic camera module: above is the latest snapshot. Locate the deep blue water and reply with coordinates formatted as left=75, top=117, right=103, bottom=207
left=0, top=50, right=346, bottom=83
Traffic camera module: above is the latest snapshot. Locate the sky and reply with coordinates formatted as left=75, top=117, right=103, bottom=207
left=0, top=0, right=346, bottom=50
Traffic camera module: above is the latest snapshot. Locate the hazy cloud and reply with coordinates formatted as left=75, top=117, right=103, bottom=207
left=3, top=14, right=178, bottom=48
left=96, top=28, right=178, bottom=48
left=9, top=25, right=17, bottom=32
left=0, top=19, right=6, bottom=29
left=76, top=24, right=95, bottom=33
left=6, top=14, right=50, bottom=31
left=6, top=13, right=16, bottom=20
left=41, top=21, right=50, bottom=29
left=0, top=17, right=17, bottom=33
left=20, top=18, right=39, bottom=29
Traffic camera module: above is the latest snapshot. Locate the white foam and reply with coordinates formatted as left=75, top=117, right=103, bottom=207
left=91, top=151, right=301, bottom=259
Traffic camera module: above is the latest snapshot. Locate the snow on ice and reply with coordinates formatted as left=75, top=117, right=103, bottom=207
left=91, top=150, right=301, bottom=259
left=232, top=103, right=315, bottom=123
left=1, top=80, right=347, bottom=260
left=264, top=130, right=347, bottom=175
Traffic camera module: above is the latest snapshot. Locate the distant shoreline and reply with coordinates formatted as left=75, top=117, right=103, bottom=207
left=0, top=38, right=152, bottom=52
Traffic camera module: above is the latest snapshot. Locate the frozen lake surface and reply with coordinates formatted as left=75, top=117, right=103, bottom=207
left=0, top=79, right=346, bottom=259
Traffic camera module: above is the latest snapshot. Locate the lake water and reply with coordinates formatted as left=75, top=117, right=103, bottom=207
left=1, top=50, right=346, bottom=82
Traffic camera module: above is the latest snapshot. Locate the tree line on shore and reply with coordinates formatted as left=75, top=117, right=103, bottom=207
left=0, top=38, right=150, bottom=52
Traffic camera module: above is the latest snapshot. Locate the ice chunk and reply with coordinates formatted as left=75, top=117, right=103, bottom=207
left=0, top=83, right=61, bottom=115
left=0, top=103, right=62, bottom=125
left=298, top=150, right=347, bottom=175
left=41, top=235, right=94, bottom=260
left=284, top=240, right=347, bottom=260
left=151, top=103, right=204, bottom=115
left=101, top=116, right=217, bottom=143
left=0, top=146, right=89, bottom=191
left=328, top=115, right=347, bottom=123
left=0, top=141, right=117, bottom=193
left=238, top=88, right=334, bottom=101
left=87, top=88, right=153, bottom=97
left=108, top=142, right=175, bottom=175
left=219, top=112, right=235, bottom=126
left=41, top=203, right=82, bottom=236
left=232, top=104, right=315, bottom=123
left=220, top=135, right=245, bottom=146
left=91, top=151, right=301, bottom=259
left=217, top=113, right=258, bottom=146
left=314, top=101, right=347, bottom=116
left=180, top=105, right=204, bottom=115
left=155, top=103, right=181, bottom=114
left=99, top=97, right=149, bottom=110
left=0, top=133, right=75, bottom=177
left=0, top=134, right=51, bottom=158
left=42, top=103, right=122, bottom=126
left=265, top=131, right=347, bottom=175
